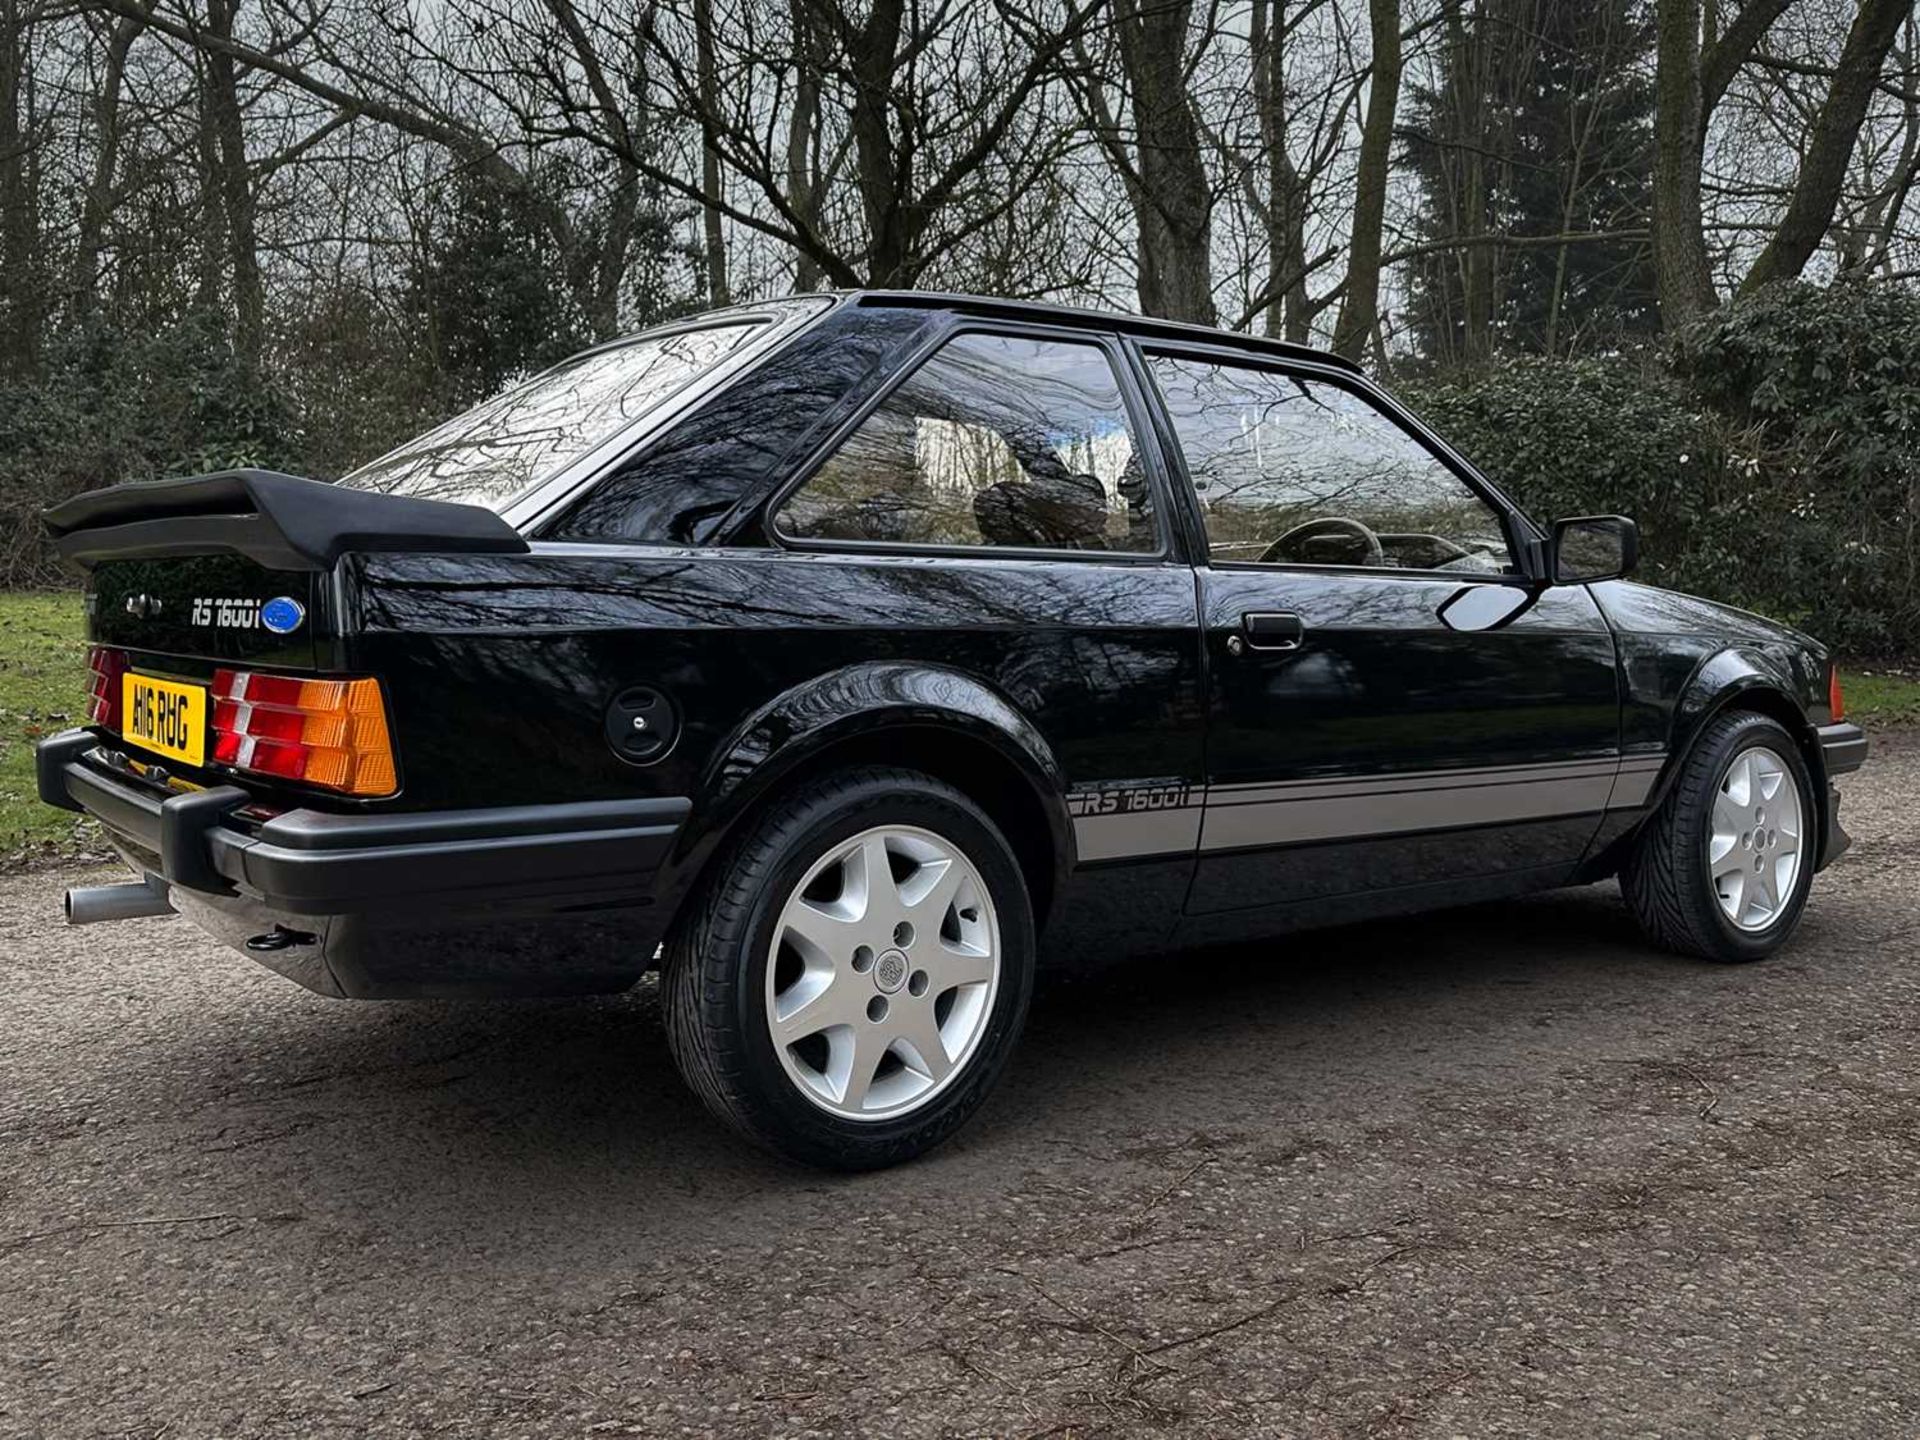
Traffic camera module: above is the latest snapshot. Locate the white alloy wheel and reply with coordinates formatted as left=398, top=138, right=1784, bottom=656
left=764, top=824, right=1000, bottom=1121
left=1708, top=744, right=1804, bottom=932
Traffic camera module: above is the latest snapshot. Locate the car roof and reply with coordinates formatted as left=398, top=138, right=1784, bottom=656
left=581, top=291, right=1360, bottom=377
left=841, top=289, right=1362, bottom=374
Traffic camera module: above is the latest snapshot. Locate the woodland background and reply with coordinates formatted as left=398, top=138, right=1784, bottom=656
left=2, top=0, right=1919, bottom=653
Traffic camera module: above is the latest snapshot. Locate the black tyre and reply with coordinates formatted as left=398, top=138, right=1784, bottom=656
left=661, top=765, right=1036, bottom=1170
left=1622, top=710, right=1817, bottom=962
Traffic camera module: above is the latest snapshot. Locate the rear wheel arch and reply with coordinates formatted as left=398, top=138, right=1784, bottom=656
left=664, top=664, right=1071, bottom=932
left=661, top=763, right=1039, bottom=1167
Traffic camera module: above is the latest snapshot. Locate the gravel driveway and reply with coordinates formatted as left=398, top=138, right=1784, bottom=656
left=3, top=737, right=1916, bottom=1438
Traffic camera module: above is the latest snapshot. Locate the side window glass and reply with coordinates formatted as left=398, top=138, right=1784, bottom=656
left=1148, top=355, right=1514, bottom=574
left=776, top=333, right=1158, bottom=553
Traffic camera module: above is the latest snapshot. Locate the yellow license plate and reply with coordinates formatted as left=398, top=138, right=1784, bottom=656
left=121, top=672, right=208, bottom=767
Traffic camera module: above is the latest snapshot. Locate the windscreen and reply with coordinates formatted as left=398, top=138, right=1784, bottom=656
left=337, top=321, right=764, bottom=510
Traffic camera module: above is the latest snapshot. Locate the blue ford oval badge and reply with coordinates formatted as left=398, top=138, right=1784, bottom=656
left=260, top=596, right=306, bottom=635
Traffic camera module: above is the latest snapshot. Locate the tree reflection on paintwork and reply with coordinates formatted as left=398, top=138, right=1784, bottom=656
left=355, top=546, right=1206, bottom=812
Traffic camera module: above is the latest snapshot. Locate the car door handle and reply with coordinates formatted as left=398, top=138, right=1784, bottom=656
left=1240, top=612, right=1305, bottom=651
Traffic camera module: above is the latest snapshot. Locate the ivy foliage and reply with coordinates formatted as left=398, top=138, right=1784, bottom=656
left=0, top=314, right=303, bottom=585
left=1403, top=281, right=1920, bottom=657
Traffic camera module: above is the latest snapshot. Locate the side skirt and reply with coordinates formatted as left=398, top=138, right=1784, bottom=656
left=1170, top=862, right=1577, bottom=953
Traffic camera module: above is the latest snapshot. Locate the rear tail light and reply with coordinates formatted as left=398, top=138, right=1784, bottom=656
left=86, top=646, right=127, bottom=727
left=1829, top=665, right=1846, bottom=722
left=210, top=669, right=398, bottom=796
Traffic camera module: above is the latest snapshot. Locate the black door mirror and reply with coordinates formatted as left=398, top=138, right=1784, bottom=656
left=1551, top=515, right=1639, bottom=584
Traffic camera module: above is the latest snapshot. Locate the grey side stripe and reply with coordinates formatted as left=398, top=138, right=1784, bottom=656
left=1199, top=764, right=1613, bottom=853
left=1067, top=782, right=1204, bottom=863
left=1605, top=753, right=1666, bottom=810
left=1068, top=753, right=1670, bottom=863
left=1206, top=756, right=1622, bottom=809
left=1075, top=807, right=1205, bottom=862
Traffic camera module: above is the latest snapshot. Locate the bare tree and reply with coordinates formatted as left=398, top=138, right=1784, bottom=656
left=1333, top=0, right=1400, bottom=359
left=0, top=0, right=44, bottom=377
left=200, top=0, right=262, bottom=362
left=72, top=9, right=140, bottom=327
left=1084, top=0, right=1218, bottom=323
left=1248, top=0, right=1313, bottom=339
left=1742, top=0, right=1912, bottom=288
left=1654, top=0, right=1720, bottom=321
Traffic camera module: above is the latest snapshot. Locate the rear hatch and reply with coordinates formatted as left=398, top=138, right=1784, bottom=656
left=46, top=467, right=526, bottom=791
left=88, top=554, right=326, bottom=669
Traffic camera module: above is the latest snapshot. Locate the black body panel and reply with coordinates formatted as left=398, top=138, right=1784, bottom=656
left=38, top=292, right=1864, bottom=997
left=1190, top=569, right=1618, bottom=911
left=348, top=546, right=1202, bottom=811
left=349, top=545, right=1206, bottom=967
left=42, top=736, right=686, bottom=998
left=87, top=555, right=328, bottom=668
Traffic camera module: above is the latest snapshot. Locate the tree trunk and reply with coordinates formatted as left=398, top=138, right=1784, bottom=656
left=191, top=46, right=222, bottom=315
left=1741, top=0, right=1911, bottom=293
left=0, top=0, right=37, bottom=378
left=693, top=0, right=728, bottom=307
left=785, top=0, right=823, bottom=291
left=1442, top=0, right=1495, bottom=362
left=1115, top=0, right=1215, bottom=324
left=1333, top=0, right=1401, bottom=361
left=1250, top=0, right=1308, bottom=342
left=74, top=13, right=141, bottom=328
left=594, top=163, right=637, bottom=336
left=849, top=0, right=913, bottom=285
left=202, top=0, right=262, bottom=364
left=1652, top=0, right=1717, bottom=326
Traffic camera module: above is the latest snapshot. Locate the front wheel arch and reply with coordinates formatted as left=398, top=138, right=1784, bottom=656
left=1654, top=648, right=1827, bottom=823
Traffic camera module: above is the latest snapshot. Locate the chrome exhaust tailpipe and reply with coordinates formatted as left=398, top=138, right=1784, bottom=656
left=65, top=877, right=173, bottom=926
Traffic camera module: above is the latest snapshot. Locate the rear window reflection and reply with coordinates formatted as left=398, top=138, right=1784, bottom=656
left=339, top=323, right=763, bottom=510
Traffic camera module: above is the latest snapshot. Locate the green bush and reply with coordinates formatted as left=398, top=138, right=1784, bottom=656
left=1674, top=281, right=1920, bottom=657
left=1401, top=353, right=1724, bottom=594
left=0, top=314, right=303, bottom=587
left=1404, top=281, right=1920, bottom=658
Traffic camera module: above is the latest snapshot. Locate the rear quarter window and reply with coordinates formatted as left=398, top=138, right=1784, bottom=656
left=774, top=331, right=1160, bottom=555
left=548, top=305, right=936, bottom=547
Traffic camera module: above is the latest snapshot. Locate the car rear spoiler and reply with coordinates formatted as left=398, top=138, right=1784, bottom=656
left=44, top=468, right=530, bottom=572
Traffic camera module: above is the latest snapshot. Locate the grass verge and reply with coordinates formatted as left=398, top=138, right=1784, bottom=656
left=1842, top=666, right=1920, bottom=728
left=0, top=591, right=103, bottom=867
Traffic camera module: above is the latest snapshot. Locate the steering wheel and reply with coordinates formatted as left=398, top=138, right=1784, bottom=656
left=1259, top=516, right=1384, bottom=567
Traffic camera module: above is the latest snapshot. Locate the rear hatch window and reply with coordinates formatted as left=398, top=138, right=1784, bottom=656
left=336, top=321, right=766, bottom=512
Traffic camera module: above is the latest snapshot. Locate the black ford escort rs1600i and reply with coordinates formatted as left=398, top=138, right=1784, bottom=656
left=38, top=291, right=1868, bottom=1169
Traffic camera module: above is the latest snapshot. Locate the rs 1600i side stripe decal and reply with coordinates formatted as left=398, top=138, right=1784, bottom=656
left=1066, top=754, right=1669, bottom=864
left=1068, top=783, right=1204, bottom=863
